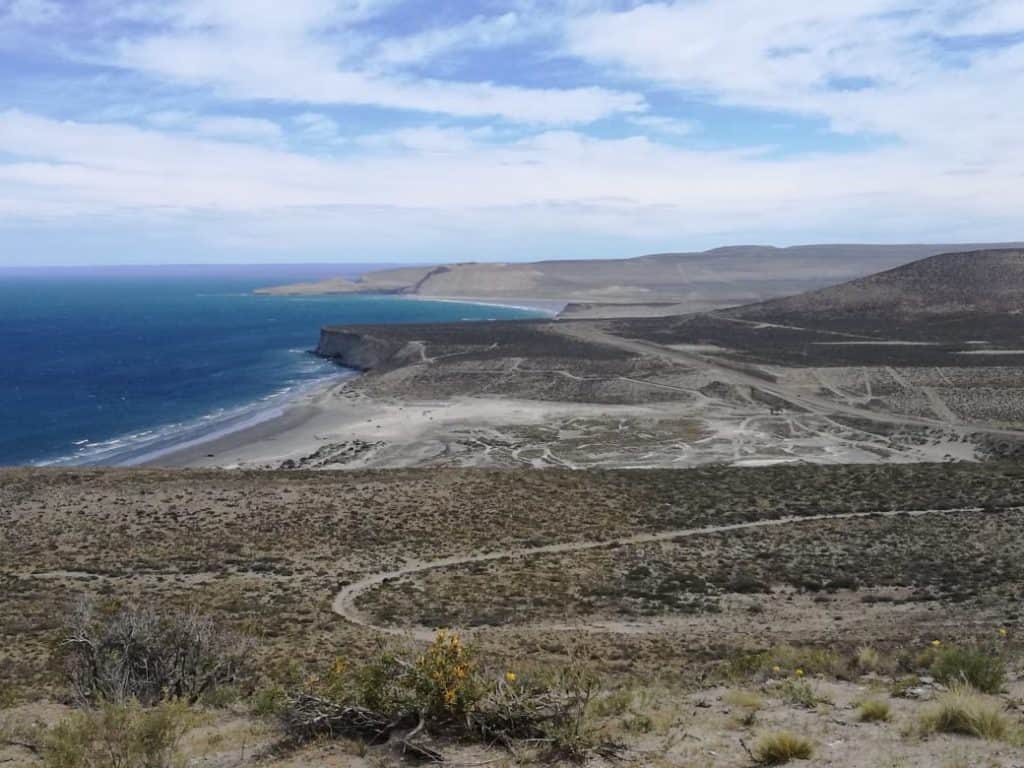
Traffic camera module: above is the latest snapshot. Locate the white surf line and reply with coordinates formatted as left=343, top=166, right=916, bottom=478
left=332, top=505, right=1008, bottom=640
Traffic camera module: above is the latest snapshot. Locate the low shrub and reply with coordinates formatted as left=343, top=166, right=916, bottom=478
left=752, top=730, right=814, bottom=764
left=856, top=697, right=891, bottom=722
left=776, top=679, right=820, bottom=709
left=725, top=646, right=841, bottom=681
left=725, top=689, right=763, bottom=727
left=890, top=675, right=920, bottom=698
left=413, top=630, right=481, bottom=719
left=41, top=699, right=193, bottom=768
left=282, top=631, right=606, bottom=762
left=251, top=685, right=288, bottom=717
left=473, top=662, right=601, bottom=760
left=919, top=686, right=1009, bottom=741
left=854, top=646, right=881, bottom=674
left=724, top=689, right=764, bottom=711
left=930, top=645, right=1005, bottom=694
left=59, top=602, right=250, bottom=706
left=588, top=688, right=634, bottom=718
left=304, top=633, right=484, bottom=720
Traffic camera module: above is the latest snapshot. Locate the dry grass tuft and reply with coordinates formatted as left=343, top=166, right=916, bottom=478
left=855, top=646, right=881, bottom=674
left=857, top=697, right=892, bottom=722
left=752, top=730, right=814, bottom=764
left=918, top=686, right=1009, bottom=741
left=723, top=689, right=764, bottom=711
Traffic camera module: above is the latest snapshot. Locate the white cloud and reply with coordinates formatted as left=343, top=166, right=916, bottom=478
left=953, top=0, right=1024, bottom=35
left=373, top=11, right=531, bottom=67
left=0, top=109, right=1020, bottom=238
left=353, top=125, right=497, bottom=153
left=293, top=112, right=341, bottom=142
left=627, top=115, right=698, bottom=137
left=566, top=0, right=1024, bottom=166
left=2, top=1, right=1023, bottom=261
left=101, top=0, right=644, bottom=124
left=145, top=111, right=283, bottom=140
left=3, top=0, right=62, bottom=24
left=115, top=35, right=643, bottom=124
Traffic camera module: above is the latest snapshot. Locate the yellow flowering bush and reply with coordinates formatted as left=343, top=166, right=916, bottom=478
left=285, top=632, right=604, bottom=759
left=413, top=630, right=482, bottom=718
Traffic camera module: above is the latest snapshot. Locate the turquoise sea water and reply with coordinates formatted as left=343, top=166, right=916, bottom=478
left=0, top=265, right=543, bottom=466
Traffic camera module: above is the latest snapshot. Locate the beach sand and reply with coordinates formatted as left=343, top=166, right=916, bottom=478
left=147, top=376, right=628, bottom=470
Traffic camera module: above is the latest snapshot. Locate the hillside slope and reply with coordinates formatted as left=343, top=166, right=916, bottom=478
left=729, top=249, right=1024, bottom=321
left=256, top=243, right=1023, bottom=311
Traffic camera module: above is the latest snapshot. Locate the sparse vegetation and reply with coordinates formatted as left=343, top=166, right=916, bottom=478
left=725, top=688, right=764, bottom=727
left=855, top=646, right=882, bottom=674
left=724, top=689, right=764, bottom=710
left=890, top=675, right=920, bottom=698
left=857, top=697, right=892, bottom=722
left=3, top=467, right=1024, bottom=767
left=930, top=644, right=1005, bottom=694
left=280, top=631, right=607, bottom=762
left=725, top=645, right=842, bottom=682
left=41, top=699, right=193, bottom=768
left=60, top=603, right=249, bottom=706
left=752, top=730, right=814, bottom=764
left=776, top=678, right=822, bottom=709
left=918, top=686, right=1010, bottom=741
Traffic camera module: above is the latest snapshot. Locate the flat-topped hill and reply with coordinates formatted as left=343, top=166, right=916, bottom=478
left=256, top=243, right=1023, bottom=312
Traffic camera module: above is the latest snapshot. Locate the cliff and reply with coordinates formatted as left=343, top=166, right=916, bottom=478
left=315, top=329, right=405, bottom=370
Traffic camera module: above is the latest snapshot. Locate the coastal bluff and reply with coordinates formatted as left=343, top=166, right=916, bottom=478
left=315, top=328, right=406, bottom=370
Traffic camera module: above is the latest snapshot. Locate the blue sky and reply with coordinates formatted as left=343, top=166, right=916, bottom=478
left=0, top=0, right=1022, bottom=265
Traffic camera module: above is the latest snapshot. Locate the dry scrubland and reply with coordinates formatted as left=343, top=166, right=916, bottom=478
left=3, top=464, right=1024, bottom=766
left=276, top=306, right=1024, bottom=473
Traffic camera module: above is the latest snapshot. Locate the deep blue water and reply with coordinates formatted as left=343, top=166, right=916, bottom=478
left=0, top=265, right=542, bottom=466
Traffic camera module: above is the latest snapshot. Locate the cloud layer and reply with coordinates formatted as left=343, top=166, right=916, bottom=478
left=0, top=0, right=1022, bottom=264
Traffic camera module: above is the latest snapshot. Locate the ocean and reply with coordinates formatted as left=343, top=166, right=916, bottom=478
left=0, top=265, right=543, bottom=467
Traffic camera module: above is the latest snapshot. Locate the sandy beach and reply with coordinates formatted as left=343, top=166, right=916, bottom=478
left=145, top=295, right=567, bottom=469
left=148, top=374, right=662, bottom=470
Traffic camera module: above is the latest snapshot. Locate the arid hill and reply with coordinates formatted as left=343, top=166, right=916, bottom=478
left=728, top=248, right=1024, bottom=321
left=256, top=243, right=1023, bottom=314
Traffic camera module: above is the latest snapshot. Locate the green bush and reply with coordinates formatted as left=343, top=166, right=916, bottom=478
left=411, top=630, right=481, bottom=719
left=931, top=645, right=1005, bottom=694
left=251, top=685, right=288, bottom=717
left=724, top=646, right=841, bottom=681
left=42, top=700, right=193, bottom=768
left=285, top=632, right=602, bottom=760
left=890, top=675, right=920, bottom=698
left=776, top=679, right=819, bottom=709
left=302, top=633, right=484, bottom=721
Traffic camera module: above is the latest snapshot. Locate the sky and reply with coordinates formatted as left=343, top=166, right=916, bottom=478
left=0, top=0, right=1023, bottom=266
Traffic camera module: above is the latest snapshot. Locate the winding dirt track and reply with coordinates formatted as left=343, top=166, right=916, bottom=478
left=332, top=505, right=994, bottom=641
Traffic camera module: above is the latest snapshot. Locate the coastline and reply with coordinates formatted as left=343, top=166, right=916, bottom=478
left=141, top=377, right=343, bottom=468
left=148, top=298, right=561, bottom=469
left=16, top=293, right=550, bottom=470
left=39, top=370, right=354, bottom=469
left=399, top=295, right=566, bottom=316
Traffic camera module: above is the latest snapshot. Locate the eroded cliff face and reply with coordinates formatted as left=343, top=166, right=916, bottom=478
left=315, top=329, right=403, bottom=370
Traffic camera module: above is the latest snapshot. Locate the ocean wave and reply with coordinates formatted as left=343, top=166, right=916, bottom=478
left=37, top=369, right=355, bottom=468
